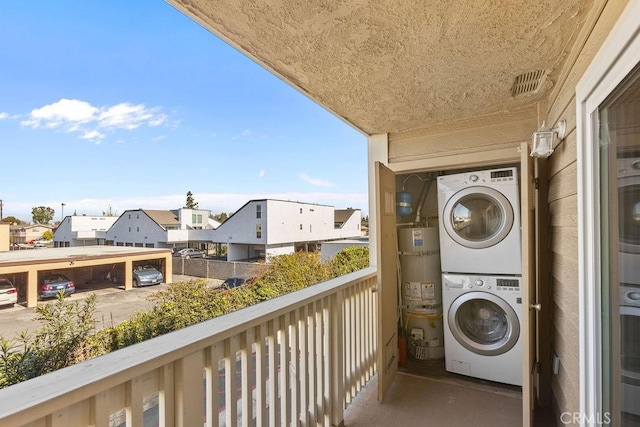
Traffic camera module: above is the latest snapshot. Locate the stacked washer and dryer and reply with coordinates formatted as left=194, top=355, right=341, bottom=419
left=617, top=158, right=640, bottom=416
left=437, top=167, right=524, bottom=386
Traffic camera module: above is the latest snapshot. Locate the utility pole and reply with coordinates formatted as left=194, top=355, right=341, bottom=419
left=0, top=199, right=3, bottom=221
left=61, top=203, right=65, bottom=222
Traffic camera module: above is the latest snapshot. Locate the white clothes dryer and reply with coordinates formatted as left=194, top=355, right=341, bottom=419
left=442, top=273, right=523, bottom=386
left=618, top=158, right=640, bottom=285
left=620, top=284, right=640, bottom=416
left=437, top=167, right=521, bottom=275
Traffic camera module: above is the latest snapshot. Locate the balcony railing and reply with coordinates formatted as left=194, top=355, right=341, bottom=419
left=0, top=267, right=377, bottom=427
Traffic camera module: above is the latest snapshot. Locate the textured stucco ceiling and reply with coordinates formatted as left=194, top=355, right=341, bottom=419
left=168, top=0, right=595, bottom=136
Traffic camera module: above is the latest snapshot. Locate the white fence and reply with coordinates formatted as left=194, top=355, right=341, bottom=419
left=0, top=267, right=378, bottom=427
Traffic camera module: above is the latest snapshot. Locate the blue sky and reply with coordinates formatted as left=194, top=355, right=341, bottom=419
left=0, top=1, right=368, bottom=222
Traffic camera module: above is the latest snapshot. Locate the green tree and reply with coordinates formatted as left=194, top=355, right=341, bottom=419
left=213, top=212, right=228, bottom=223
left=31, top=206, right=55, bottom=224
left=0, top=216, right=23, bottom=225
left=185, top=191, right=198, bottom=209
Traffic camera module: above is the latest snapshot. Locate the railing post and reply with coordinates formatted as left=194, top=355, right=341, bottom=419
left=175, top=351, right=205, bottom=427
left=329, top=290, right=345, bottom=427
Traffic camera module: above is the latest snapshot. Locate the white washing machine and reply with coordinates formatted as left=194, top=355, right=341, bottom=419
left=618, top=158, right=640, bottom=285
left=620, top=284, right=640, bottom=416
left=437, top=167, right=521, bottom=275
left=442, top=273, right=523, bottom=386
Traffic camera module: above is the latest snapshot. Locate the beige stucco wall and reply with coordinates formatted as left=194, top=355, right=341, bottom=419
left=545, top=0, right=629, bottom=420
left=0, top=224, right=8, bottom=252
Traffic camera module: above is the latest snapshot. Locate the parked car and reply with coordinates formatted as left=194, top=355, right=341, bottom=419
left=221, top=275, right=256, bottom=290
left=39, top=273, right=75, bottom=299
left=0, top=278, right=18, bottom=307
left=176, top=248, right=205, bottom=259
left=171, top=247, right=187, bottom=257
left=132, top=264, right=164, bottom=287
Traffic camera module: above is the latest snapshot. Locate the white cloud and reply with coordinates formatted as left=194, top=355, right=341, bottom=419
left=20, top=98, right=168, bottom=141
left=80, top=130, right=106, bottom=143
left=24, top=99, right=96, bottom=128
left=152, top=135, right=166, bottom=142
left=259, top=170, right=266, bottom=178
left=0, top=112, right=8, bottom=120
left=298, top=173, right=333, bottom=188
left=232, top=129, right=253, bottom=140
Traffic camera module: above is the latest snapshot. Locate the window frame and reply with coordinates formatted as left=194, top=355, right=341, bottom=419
left=576, top=1, right=640, bottom=420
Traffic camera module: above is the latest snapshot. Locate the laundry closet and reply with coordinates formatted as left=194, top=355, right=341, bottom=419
left=393, top=163, right=526, bottom=388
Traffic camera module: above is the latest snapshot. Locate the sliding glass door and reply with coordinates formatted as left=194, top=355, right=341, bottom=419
left=598, top=64, right=640, bottom=426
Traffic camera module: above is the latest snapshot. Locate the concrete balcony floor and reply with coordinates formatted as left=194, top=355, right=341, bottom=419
left=344, top=358, right=523, bottom=427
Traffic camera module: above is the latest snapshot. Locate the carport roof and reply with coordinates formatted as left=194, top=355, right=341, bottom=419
left=0, top=247, right=170, bottom=266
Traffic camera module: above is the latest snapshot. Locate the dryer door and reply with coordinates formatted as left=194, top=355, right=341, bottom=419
left=618, top=175, right=640, bottom=254
left=448, top=291, right=520, bottom=356
left=442, top=186, right=514, bottom=249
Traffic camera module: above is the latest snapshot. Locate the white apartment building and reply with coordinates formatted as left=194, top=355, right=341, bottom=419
left=211, top=199, right=362, bottom=261
left=53, top=215, right=118, bottom=247
left=105, top=209, right=220, bottom=248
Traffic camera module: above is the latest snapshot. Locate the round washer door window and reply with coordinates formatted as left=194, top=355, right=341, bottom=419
left=618, top=177, right=640, bottom=254
left=620, top=305, right=640, bottom=382
left=442, top=186, right=514, bottom=249
left=448, top=291, right=520, bottom=356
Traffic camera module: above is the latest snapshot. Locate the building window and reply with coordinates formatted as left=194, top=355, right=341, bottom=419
left=256, top=224, right=262, bottom=239
left=300, top=208, right=303, bottom=214
left=128, top=227, right=131, bottom=232
left=300, top=224, right=302, bottom=230
left=310, top=224, right=312, bottom=233
left=256, top=205, right=262, bottom=219
left=136, top=227, right=139, bottom=232
left=192, top=214, right=203, bottom=224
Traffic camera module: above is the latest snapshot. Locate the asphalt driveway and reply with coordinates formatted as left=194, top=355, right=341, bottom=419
left=0, top=275, right=222, bottom=340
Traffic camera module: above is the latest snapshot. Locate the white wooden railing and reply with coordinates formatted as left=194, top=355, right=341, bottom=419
left=0, top=267, right=377, bottom=427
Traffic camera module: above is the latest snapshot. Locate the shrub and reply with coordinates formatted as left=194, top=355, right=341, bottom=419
left=0, top=293, right=97, bottom=387
left=330, top=246, right=369, bottom=276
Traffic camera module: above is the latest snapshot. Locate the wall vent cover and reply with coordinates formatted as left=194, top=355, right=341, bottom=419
left=511, top=70, right=547, bottom=96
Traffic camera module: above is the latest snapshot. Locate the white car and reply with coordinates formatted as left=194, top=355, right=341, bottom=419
left=0, top=279, right=18, bottom=307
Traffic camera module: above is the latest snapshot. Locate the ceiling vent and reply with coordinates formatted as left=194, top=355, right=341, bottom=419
left=511, top=70, right=547, bottom=97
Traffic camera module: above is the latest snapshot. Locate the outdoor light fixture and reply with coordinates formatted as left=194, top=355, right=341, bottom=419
left=530, top=120, right=566, bottom=158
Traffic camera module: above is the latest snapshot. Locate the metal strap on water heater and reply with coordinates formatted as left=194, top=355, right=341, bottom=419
left=397, top=250, right=441, bottom=257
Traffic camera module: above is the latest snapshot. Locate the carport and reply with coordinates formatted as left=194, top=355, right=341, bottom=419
left=0, top=247, right=172, bottom=308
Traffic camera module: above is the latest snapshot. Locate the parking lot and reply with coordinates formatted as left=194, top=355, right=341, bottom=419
left=0, top=275, right=222, bottom=340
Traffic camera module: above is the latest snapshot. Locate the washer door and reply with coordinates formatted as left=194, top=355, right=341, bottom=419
left=618, top=176, right=640, bottom=254
left=442, top=186, right=514, bottom=249
left=448, top=291, right=520, bottom=356
left=620, top=305, right=640, bottom=383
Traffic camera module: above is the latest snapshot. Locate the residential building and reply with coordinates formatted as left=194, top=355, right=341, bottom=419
left=0, top=223, right=8, bottom=252
left=1, top=2, right=638, bottom=426
left=53, top=215, right=118, bottom=247
left=8, top=223, right=54, bottom=246
left=210, top=199, right=362, bottom=261
left=105, top=208, right=220, bottom=249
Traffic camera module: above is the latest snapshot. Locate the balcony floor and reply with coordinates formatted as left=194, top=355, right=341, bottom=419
left=344, top=362, right=522, bottom=427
